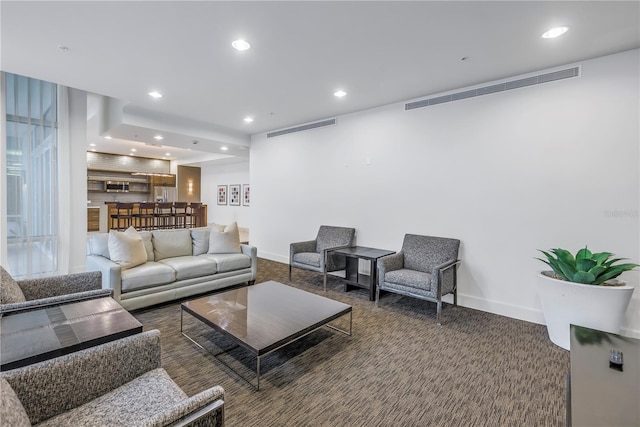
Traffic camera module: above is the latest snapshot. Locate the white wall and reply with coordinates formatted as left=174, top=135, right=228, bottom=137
left=201, top=160, right=250, bottom=228
left=250, top=50, right=640, bottom=336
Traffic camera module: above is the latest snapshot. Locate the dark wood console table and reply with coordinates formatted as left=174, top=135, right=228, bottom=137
left=329, top=246, right=395, bottom=301
left=1, top=297, right=142, bottom=371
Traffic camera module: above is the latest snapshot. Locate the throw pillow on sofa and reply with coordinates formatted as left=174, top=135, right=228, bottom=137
left=108, top=227, right=148, bottom=270
left=208, top=222, right=241, bottom=254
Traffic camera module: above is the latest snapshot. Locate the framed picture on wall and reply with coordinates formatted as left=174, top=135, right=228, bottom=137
left=229, top=184, right=241, bottom=206
left=217, top=185, right=227, bottom=205
left=243, top=184, right=250, bottom=207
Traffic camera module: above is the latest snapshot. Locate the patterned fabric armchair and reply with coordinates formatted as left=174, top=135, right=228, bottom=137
left=0, top=266, right=110, bottom=315
left=376, top=234, right=461, bottom=325
left=289, top=225, right=356, bottom=292
left=0, top=329, right=225, bottom=427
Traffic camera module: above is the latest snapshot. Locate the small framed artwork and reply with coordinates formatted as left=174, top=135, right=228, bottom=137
left=217, top=185, right=227, bottom=205
left=243, top=184, right=250, bottom=207
left=229, top=184, right=241, bottom=206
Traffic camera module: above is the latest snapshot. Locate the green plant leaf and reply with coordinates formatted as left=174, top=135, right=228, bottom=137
left=591, top=252, right=612, bottom=265
left=576, top=258, right=596, bottom=272
left=593, top=263, right=639, bottom=285
left=552, top=248, right=576, bottom=268
left=572, top=271, right=596, bottom=284
left=588, top=265, right=606, bottom=278
left=576, top=247, right=592, bottom=260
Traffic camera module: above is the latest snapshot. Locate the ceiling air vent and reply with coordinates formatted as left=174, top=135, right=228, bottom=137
left=267, top=118, right=336, bottom=138
left=405, top=66, right=580, bottom=111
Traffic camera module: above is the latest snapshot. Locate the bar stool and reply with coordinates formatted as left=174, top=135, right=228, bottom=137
left=155, top=202, right=174, bottom=229
left=173, top=202, right=188, bottom=228
left=110, top=202, right=134, bottom=231
left=134, top=202, right=156, bottom=230
left=186, top=202, right=202, bottom=228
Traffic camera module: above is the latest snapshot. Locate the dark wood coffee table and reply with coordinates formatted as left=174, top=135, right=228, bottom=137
left=180, top=281, right=352, bottom=390
left=0, top=297, right=143, bottom=371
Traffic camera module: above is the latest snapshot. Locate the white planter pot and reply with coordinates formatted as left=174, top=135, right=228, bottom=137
left=537, top=272, right=635, bottom=351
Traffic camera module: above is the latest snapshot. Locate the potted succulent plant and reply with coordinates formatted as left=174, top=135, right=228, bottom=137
left=536, top=247, right=637, bottom=350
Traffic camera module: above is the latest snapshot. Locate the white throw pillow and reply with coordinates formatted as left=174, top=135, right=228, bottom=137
left=108, top=226, right=148, bottom=270
left=208, top=222, right=241, bottom=254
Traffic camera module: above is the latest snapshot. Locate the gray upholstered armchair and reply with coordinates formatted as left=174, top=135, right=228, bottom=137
left=0, top=266, right=110, bottom=315
left=0, top=329, right=225, bottom=427
left=376, top=234, right=461, bottom=325
left=289, top=225, right=356, bottom=292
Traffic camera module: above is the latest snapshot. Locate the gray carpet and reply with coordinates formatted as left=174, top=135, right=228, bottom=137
left=133, top=258, right=569, bottom=426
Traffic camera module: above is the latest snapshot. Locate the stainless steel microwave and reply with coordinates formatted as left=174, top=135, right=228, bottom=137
left=105, top=181, right=130, bottom=192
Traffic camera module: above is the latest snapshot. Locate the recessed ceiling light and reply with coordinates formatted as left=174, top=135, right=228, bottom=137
left=104, top=136, right=112, bottom=140
left=130, top=148, right=137, bottom=152
left=148, top=91, right=163, bottom=98
left=334, top=90, right=347, bottom=98
left=542, top=26, right=569, bottom=39
left=165, top=153, right=171, bottom=156
left=90, top=143, right=96, bottom=147
left=221, top=146, right=228, bottom=151
left=232, top=39, right=251, bottom=51
left=243, top=117, right=254, bottom=123
left=154, top=135, right=164, bottom=140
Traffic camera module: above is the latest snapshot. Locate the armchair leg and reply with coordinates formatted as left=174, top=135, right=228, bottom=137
left=289, top=264, right=292, bottom=281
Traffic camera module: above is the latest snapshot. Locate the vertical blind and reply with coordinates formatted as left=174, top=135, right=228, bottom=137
left=5, top=73, right=58, bottom=278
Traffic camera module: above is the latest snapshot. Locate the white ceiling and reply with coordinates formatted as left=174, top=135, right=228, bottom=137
left=1, top=1, right=639, bottom=162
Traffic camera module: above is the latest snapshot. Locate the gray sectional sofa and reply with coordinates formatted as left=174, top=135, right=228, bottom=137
left=86, top=227, right=256, bottom=310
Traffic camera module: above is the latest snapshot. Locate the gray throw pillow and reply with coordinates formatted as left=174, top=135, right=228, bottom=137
left=208, top=222, right=241, bottom=254
left=0, top=265, right=26, bottom=304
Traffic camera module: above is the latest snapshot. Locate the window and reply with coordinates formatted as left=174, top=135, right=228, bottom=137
left=5, top=73, right=58, bottom=278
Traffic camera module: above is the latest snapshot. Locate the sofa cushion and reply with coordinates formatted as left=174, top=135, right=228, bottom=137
left=158, top=256, right=217, bottom=281
left=384, top=269, right=432, bottom=290
left=0, top=265, right=26, bottom=304
left=108, top=227, right=148, bottom=270
left=292, top=252, right=321, bottom=268
left=87, top=233, right=110, bottom=258
left=121, top=262, right=176, bottom=292
left=190, top=227, right=211, bottom=256
left=36, top=368, right=187, bottom=427
left=199, top=253, right=251, bottom=273
left=0, top=377, right=31, bottom=427
left=208, top=222, right=241, bottom=254
left=138, top=231, right=154, bottom=262
left=152, top=229, right=193, bottom=261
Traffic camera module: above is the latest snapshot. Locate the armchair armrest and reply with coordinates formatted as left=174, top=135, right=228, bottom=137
left=2, top=330, right=162, bottom=425
left=0, top=288, right=113, bottom=315
left=17, top=271, right=102, bottom=300
left=290, top=240, right=317, bottom=257
left=378, top=252, right=404, bottom=279
left=433, top=259, right=461, bottom=296
left=141, top=386, right=225, bottom=427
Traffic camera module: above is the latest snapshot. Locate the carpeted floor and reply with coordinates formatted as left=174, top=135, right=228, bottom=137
left=133, top=258, right=570, bottom=426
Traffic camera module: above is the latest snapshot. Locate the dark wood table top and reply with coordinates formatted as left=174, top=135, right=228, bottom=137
left=1, top=297, right=143, bottom=371
left=329, top=246, right=395, bottom=260
left=569, top=325, right=639, bottom=426
left=181, top=281, right=352, bottom=356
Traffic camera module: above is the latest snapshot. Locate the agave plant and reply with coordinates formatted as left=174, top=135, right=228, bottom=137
left=537, top=247, right=638, bottom=285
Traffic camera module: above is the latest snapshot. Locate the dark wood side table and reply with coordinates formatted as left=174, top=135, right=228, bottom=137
left=568, top=324, right=639, bottom=426
left=1, top=297, right=143, bottom=371
left=329, top=246, right=395, bottom=301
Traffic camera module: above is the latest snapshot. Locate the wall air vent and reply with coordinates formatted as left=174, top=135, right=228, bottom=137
left=405, top=66, right=580, bottom=111
left=267, top=118, right=336, bottom=138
